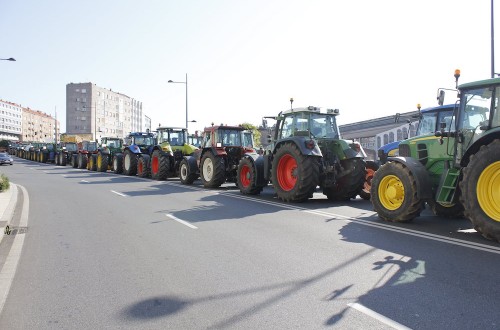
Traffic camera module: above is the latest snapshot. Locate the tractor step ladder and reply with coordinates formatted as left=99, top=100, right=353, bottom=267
left=436, top=161, right=460, bottom=204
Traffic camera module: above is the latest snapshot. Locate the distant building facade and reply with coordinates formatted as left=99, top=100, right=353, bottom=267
left=66, top=82, right=145, bottom=141
left=22, top=107, right=60, bottom=142
left=0, top=100, right=22, bottom=141
left=144, top=114, right=151, bottom=132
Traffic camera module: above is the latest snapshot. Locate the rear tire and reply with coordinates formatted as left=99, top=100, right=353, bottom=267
left=271, top=142, right=319, bottom=202
left=200, top=152, right=226, bottom=188
left=459, top=139, right=500, bottom=242
left=371, top=162, right=421, bottom=222
left=72, top=154, right=78, bottom=168
left=237, top=157, right=263, bottom=195
left=78, top=154, right=87, bottom=169
left=88, top=154, right=97, bottom=171
left=428, top=200, right=464, bottom=218
left=324, top=158, right=366, bottom=201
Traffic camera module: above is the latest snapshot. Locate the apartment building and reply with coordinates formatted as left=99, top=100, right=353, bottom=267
left=0, top=99, right=22, bottom=141
left=66, top=82, right=144, bottom=141
left=22, top=107, right=61, bottom=142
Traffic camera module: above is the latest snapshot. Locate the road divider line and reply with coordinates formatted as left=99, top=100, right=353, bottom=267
left=111, top=190, right=128, bottom=197
left=81, top=180, right=89, bottom=183
left=348, top=303, right=411, bottom=330
left=166, top=214, right=198, bottom=229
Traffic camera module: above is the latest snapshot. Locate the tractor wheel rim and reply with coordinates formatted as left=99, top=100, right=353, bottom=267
left=240, top=164, right=251, bottom=187
left=378, top=174, right=404, bottom=210
left=180, top=164, right=187, bottom=180
left=477, top=161, right=500, bottom=221
left=152, top=156, right=159, bottom=174
left=124, top=155, right=130, bottom=169
left=363, top=168, right=376, bottom=193
left=277, top=154, right=297, bottom=191
left=138, top=162, right=143, bottom=174
left=97, top=156, right=102, bottom=168
left=203, top=158, right=213, bottom=181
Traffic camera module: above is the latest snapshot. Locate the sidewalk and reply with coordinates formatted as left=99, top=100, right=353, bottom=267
left=0, top=184, right=18, bottom=243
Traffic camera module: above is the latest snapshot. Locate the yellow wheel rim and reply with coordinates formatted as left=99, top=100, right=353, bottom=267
left=378, top=174, right=405, bottom=210
left=477, top=161, right=500, bottom=221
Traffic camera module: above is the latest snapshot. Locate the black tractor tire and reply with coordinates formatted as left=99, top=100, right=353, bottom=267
left=60, top=153, right=67, bottom=166
left=371, top=161, right=422, bottom=222
left=359, top=160, right=379, bottom=200
left=271, top=142, right=319, bottom=202
left=78, top=154, right=87, bottom=169
left=237, top=157, right=264, bottom=195
left=113, top=154, right=123, bottom=174
left=123, top=150, right=137, bottom=176
left=138, top=155, right=151, bottom=178
left=324, top=158, right=366, bottom=201
left=72, top=154, right=78, bottom=168
left=179, top=158, right=198, bottom=184
left=41, top=152, right=48, bottom=163
left=55, top=154, right=60, bottom=166
left=97, top=153, right=108, bottom=172
left=200, top=152, right=226, bottom=188
left=150, top=150, right=169, bottom=180
left=428, top=200, right=464, bottom=218
left=459, top=139, right=500, bottom=242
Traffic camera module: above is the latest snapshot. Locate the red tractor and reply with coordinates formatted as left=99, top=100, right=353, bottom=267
left=179, top=124, right=257, bottom=188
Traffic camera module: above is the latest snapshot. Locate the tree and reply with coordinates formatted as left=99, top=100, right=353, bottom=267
left=239, top=123, right=261, bottom=147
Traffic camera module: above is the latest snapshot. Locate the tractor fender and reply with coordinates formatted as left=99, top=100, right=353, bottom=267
left=126, top=145, right=142, bottom=154
left=183, top=155, right=199, bottom=174
left=387, top=156, right=433, bottom=200
left=274, top=137, right=322, bottom=157
left=241, top=153, right=267, bottom=186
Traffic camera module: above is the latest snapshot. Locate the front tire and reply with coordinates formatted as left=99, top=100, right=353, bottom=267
left=113, top=154, right=123, bottom=174
left=123, top=150, right=137, bottom=176
left=271, top=142, right=319, bottom=202
left=237, top=157, right=263, bottom=195
left=138, top=155, right=151, bottom=178
left=371, top=161, right=422, bottom=222
left=78, top=154, right=87, bottom=169
left=97, top=152, right=108, bottom=172
left=151, top=150, right=169, bottom=180
left=359, top=160, right=379, bottom=200
left=459, top=139, right=500, bottom=242
left=179, top=158, right=197, bottom=184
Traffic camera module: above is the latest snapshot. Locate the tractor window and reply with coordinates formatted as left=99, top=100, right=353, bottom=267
left=417, top=113, right=437, bottom=135
left=243, top=131, right=254, bottom=148
left=437, top=111, right=455, bottom=132
left=280, top=116, right=294, bottom=139
left=460, top=87, right=492, bottom=130
left=311, top=113, right=339, bottom=138
left=169, top=131, right=185, bottom=145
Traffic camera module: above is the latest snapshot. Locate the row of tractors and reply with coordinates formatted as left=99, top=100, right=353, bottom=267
left=8, top=71, right=500, bottom=242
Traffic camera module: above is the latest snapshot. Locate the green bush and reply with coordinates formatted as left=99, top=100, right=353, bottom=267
left=0, top=174, right=9, bottom=192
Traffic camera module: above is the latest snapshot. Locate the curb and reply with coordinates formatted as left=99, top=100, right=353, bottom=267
left=0, top=184, right=18, bottom=244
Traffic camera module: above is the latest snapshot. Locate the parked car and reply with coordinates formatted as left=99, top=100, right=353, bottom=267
left=0, top=152, right=14, bottom=165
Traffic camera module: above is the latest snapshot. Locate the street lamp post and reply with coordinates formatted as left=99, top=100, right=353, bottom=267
left=0, top=58, right=16, bottom=61
left=168, top=73, right=190, bottom=130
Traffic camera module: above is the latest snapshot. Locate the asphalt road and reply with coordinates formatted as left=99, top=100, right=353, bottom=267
left=0, top=158, right=499, bottom=329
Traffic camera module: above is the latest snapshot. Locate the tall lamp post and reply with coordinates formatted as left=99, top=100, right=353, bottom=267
left=0, top=58, right=15, bottom=61
left=168, top=73, right=190, bottom=130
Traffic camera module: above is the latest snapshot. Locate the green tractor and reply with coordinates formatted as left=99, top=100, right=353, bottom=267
left=94, top=137, right=123, bottom=172
left=371, top=70, right=500, bottom=242
left=236, top=106, right=366, bottom=202
left=147, top=127, right=198, bottom=180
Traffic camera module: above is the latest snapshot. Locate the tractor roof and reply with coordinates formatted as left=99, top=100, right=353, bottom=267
left=156, top=126, right=186, bottom=131
left=278, top=106, right=340, bottom=117
left=458, top=76, right=500, bottom=90
left=204, top=125, right=245, bottom=131
left=128, top=132, right=155, bottom=137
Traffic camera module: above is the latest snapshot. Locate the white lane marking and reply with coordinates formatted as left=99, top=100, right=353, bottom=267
left=111, top=190, right=128, bottom=197
left=166, top=214, right=198, bottom=229
left=348, top=303, right=412, bottom=330
left=81, top=180, right=89, bottom=183
left=165, top=182, right=500, bottom=254
left=0, top=184, right=30, bottom=315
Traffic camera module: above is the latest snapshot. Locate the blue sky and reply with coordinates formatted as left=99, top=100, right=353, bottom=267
left=0, top=0, right=497, bottom=134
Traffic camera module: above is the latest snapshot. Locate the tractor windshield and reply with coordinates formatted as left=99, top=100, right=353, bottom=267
left=134, top=136, right=155, bottom=146
left=87, top=142, right=98, bottom=152
left=310, top=113, right=339, bottom=138
left=417, top=110, right=455, bottom=136
left=169, top=131, right=185, bottom=146
left=218, top=129, right=242, bottom=146
left=65, top=143, right=77, bottom=151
